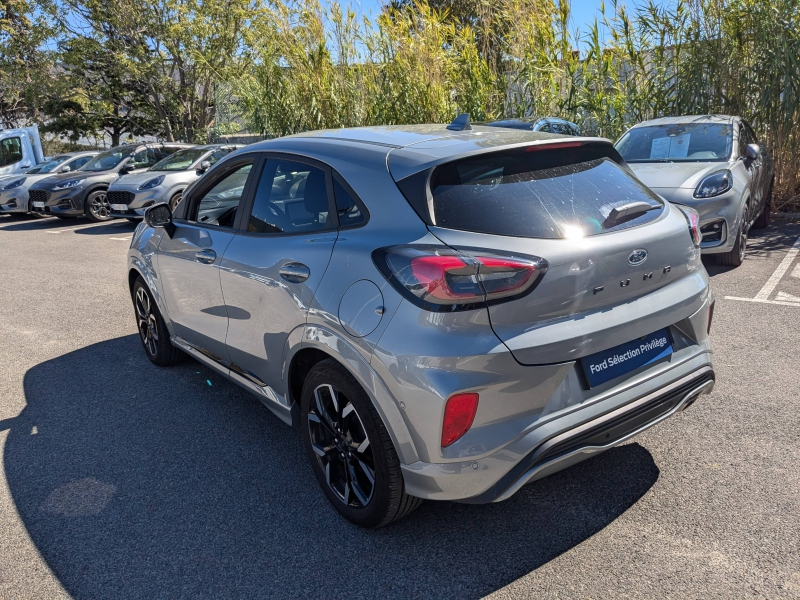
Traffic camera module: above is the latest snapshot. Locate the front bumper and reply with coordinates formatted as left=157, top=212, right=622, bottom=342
left=652, top=187, right=743, bottom=254
left=108, top=186, right=167, bottom=219
left=0, top=188, right=29, bottom=213
left=28, top=187, right=88, bottom=216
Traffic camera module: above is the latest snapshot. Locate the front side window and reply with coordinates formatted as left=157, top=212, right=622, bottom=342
left=0, top=137, right=23, bottom=167
left=70, top=156, right=93, bottom=170
left=188, top=162, right=253, bottom=228
left=207, top=149, right=232, bottom=165
left=738, top=124, right=751, bottom=158
left=128, top=148, right=158, bottom=170
left=247, top=159, right=332, bottom=234
left=616, top=123, right=733, bottom=162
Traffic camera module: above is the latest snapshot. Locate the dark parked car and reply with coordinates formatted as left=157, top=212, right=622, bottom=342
left=29, top=143, right=192, bottom=221
left=485, top=117, right=581, bottom=135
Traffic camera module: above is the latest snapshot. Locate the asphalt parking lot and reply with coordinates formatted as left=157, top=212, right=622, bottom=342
left=1, top=213, right=798, bottom=599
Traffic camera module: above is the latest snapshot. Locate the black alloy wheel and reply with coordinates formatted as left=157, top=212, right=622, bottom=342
left=300, top=359, right=422, bottom=528
left=132, top=278, right=184, bottom=366
left=308, top=383, right=376, bottom=508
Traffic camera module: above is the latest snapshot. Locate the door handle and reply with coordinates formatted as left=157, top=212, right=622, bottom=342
left=195, top=249, right=217, bottom=264
left=279, top=262, right=310, bottom=283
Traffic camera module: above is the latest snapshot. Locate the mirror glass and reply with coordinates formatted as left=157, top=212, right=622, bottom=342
left=145, top=203, right=172, bottom=228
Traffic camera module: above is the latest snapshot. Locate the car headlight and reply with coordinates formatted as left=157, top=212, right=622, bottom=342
left=52, top=179, right=86, bottom=191
left=694, top=170, right=733, bottom=198
left=138, top=175, right=165, bottom=190
left=1, top=177, right=25, bottom=190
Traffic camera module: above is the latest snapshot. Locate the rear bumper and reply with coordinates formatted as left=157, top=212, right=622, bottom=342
left=400, top=350, right=714, bottom=502
left=460, top=366, right=713, bottom=503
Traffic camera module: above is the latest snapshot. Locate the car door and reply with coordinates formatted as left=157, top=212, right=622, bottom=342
left=219, top=155, right=339, bottom=389
left=157, top=155, right=259, bottom=363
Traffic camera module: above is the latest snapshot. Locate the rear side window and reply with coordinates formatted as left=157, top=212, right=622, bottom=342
left=248, top=159, right=333, bottom=234
left=429, top=148, right=663, bottom=239
left=333, top=176, right=367, bottom=228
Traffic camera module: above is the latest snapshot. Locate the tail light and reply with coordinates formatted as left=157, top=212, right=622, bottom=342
left=441, top=392, right=479, bottom=447
left=677, top=205, right=702, bottom=247
left=373, top=245, right=547, bottom=311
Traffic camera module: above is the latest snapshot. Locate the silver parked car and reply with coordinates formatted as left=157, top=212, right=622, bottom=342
left=485, top=117, right=581, bottom=135
left=128, top=120, right=715, bottom=527
left=107, top=144, right=241, bottom=220
left=615, top=115, right=774, bottom=266
left=0, top=151, right=97, bottom=214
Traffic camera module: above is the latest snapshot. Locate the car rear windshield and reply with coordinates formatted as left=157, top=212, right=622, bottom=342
left=615, top=123, right=733, bottom=163
left=428, top=147, right=664, bottom=239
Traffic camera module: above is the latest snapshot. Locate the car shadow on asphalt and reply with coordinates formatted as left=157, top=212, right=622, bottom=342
left=6, top=335, right=659, bottom=599
left=73, top=221, right=139, bottom=235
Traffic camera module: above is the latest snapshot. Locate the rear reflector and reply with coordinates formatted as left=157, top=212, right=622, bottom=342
left=442, top=393, right=479, bottom=447
left=707, top=300, right=715, bottom=334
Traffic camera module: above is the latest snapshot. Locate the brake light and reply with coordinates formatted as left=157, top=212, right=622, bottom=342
left=373, top=246, right=548, bottom=311
left=526, top=141, right=582, bottom=152
left=442, top=392, right=479, bottom=447
left=677, top=205, right=702, bottom=247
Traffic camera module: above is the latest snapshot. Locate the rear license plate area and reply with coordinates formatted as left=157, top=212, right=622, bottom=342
left=580, top=328, right=673, bottom=388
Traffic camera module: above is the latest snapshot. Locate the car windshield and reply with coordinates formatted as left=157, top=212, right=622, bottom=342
left=27, top=156, right=71, bottom=174
left=615, top=123, right=733, bottom=163
left=80, top=147, right=137, bottom=172
left=150, top=148, right=207, bottom=171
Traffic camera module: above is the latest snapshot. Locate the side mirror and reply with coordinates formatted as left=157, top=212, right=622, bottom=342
left=144, top=203, right=174, bottom=236
left=119, top=165, right=133, bottom=175
left=60, top=165, right=71, bottom=173
left=745, top=143, right=760, bottom=161
left=197, top=160, right=211, bottom=174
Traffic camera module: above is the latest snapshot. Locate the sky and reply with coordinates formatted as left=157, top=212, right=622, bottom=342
left=332, top=0, right=614, bottom=39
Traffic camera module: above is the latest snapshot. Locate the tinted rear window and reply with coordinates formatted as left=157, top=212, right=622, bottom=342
left=429, top=149, right=663, bottom=239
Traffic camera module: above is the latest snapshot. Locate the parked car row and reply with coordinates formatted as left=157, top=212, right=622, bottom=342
left=2, top=112, right=770, bottom=528
left=128, top=113, right=721, bottom=528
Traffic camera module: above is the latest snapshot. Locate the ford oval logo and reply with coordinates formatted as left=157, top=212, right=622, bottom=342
left=628, top=249, right=648, bottom=266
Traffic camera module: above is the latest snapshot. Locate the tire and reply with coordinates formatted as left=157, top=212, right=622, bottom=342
left=717, top=205, right=748, bottom=267
left=301, top=359, right=422, bottom=528
left=168, top=192, right=183, bottom=211
left=84, top=190, right=112, bottom=222
left=132, top=278, right=184, bottom=366
left=752, top=183, right=773, bottom=229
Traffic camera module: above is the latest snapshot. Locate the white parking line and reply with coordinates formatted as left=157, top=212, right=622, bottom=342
left=109, top=237, right=132, bottom=241
left=754, top=235, right=800, bottom=300
left=725, top=234, right=800, bottom=307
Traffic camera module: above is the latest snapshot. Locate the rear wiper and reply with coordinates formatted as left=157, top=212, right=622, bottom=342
left=604, top=201, right=661, bottom=228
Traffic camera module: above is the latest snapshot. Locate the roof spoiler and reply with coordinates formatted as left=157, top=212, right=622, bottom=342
left=446, top=113, right=472, bottom=132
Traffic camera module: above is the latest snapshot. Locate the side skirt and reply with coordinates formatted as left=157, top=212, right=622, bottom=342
left=171, top=336, right=296, bottom=426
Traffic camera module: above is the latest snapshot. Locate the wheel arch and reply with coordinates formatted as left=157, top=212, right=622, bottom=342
left=282, top=325, right=420, bottom=464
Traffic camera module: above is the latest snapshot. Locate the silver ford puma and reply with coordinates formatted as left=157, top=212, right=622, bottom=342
left=127, top=121, right=715, bottom=528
